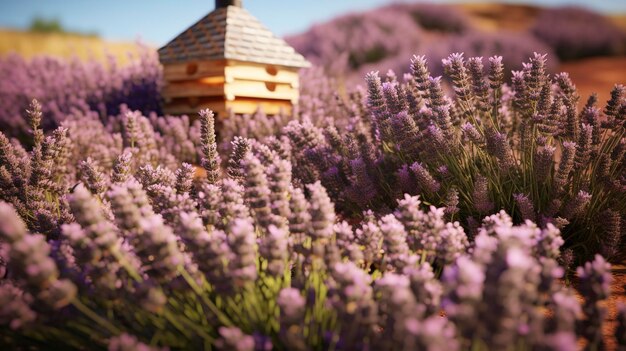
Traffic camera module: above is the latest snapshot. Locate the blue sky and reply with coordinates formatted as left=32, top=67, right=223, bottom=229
left=0, top=0, right=624, bottom=47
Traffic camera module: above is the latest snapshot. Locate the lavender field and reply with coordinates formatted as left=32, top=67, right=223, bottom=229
left=1, top=2, right=626, bottom=350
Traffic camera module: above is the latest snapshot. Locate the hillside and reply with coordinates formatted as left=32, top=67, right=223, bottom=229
left=286, top=2, right=626, bottom=102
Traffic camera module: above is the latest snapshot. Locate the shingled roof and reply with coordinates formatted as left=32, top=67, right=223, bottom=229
left=158, top=6, right=310, bottom=68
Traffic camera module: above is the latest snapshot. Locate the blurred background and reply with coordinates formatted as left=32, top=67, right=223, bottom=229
left=0, top=0, right=625, bottom=103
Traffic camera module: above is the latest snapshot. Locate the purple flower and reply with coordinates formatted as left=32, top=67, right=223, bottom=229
left=488, top=55, right=504, bottom=90
left=259, top=225, right=288, bottom=276
left=554, top=142, right=576, bottom=193
left=108, top=333, right=168, bottom=351
left=436, top=221, right=469, bottom=265
left=241, top=153, right=273, bottom=231
left=176, top=211, right=232, bottom=288
left=288, top=186, right=310, bottom=252
left=277, top=288, right=307, bottom=350
left=219, top=178, right=251, bottom=225
left=0, top=202, right=76, bottom=309
left=442, top=256, right=484, bottom=339
left=514, top=193, right=536, bottom=222
left=227, top=218, right=258, bottom=287
left=410, top=55, right=431, bottom=94
left=410, top=162, right=440, bottom=195
left=111, top=152, right=133, bottom=184
left=577, top=254, right=612, bottom=349
left=199, top=109, right=221, bottom=184
left=327, top=261, right=377, bottom=349
left=404, top=262, right=442, bottom=316
left=136, top=215, right=184, bottom=282
left=600, top=208, right=621, bottom=260
left=472, top=175, right=494, bottom=214
left=227, top=136, right=252, bottom=182
left=216, top=327, right=255, bottom=351
left=533, top=145, right=556, bottom=182
left=267, top=158, right=292, bottom=220
left=485, top=128, right=515, bottom=171
left=550, top=290, right=581, bottom=333
left=0, top=282, right=36, bottom=330
left=65, top=184, right=134, bottom=290
left=174, top=163, right=195, bottom=194
left=355, top=218, right=383, bottom=268
left=461, top=122, right=484, bottom=146
left=534, top=223, right=565, bottom=260
left=79, top=157, right=109, bottom=196
left=540, top=332, right=578, bottom=351
left=442, top=53, right=472, bottom=105
left=379, top=214, right=410, bottom=271
left=306, top=181, right=335, bottom=240
left=531, top=6, right=624, bottom=60
left=195, top=182, right=222, bottom=227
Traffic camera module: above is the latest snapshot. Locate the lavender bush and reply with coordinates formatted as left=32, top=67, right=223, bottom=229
left=531, top=6, right=625, bottom=61
left=286, top=3, right=563, bottom=85
left=281, top=53, right=625, bottom=264
left=0, top=44, right=162, bottom=141
left=286, top=5, right=423, bottom=78
left=424, top=31, right=559, bottom=78
left=0, top=86, right=624, bottom=348
left=408, top=3, right=472, bottom=34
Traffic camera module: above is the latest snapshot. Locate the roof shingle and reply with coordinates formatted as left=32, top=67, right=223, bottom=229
left=158, top=6, right=310, bottom=68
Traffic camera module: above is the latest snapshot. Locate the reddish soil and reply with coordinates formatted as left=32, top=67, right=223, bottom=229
left=572, top=264, right=626, bottom=350
left=604, top=264, right=626, bottom=350
left=459, top=3, right=542, bottom=32
left=560, top=56, right=626, bottom=108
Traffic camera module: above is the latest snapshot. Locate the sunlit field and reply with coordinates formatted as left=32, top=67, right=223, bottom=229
left=0, top=2, right=625, bottom=350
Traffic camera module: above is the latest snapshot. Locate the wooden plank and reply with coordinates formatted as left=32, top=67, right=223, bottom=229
left=162, top=80, right=225, bottom=98
left=226, top=98, right=293, bottom=115
left=165, top=98, right=293, bottom=116
left=163, top=60, right=226, bottom=81
left=225, top=80, right=298, bottom=102
left=224, top=64, right=300, bottom=86
left=164, top=99, right=227, bottom=117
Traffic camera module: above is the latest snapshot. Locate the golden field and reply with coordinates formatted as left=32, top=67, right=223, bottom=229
left=0, top=28, right=149, bottom=64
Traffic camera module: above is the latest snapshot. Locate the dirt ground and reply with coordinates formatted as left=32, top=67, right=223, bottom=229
left=572, top=263, right=626, bottom=350
left=561, top=56, right=626, bottom=108
left=605, top=264, right=626, bottom=350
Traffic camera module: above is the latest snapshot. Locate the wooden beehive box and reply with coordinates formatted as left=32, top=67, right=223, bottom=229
left=158, top=0, right=310, bottom=118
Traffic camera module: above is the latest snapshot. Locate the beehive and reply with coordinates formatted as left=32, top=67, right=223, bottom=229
left=158, top=0, right=310, bottom=117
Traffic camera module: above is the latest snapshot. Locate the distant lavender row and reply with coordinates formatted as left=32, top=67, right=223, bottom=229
left=285, top=4, right=424, bottom=78
left=531, top=6, right=626, bottom=61
left=0, top=100, right=624, bottom=349
left=0, top=45, right=162, bottom=141
left=287, top=4, right=625, bottom=83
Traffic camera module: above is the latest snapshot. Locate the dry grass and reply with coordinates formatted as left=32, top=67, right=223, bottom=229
left=0, top=28, right=149, bottom=65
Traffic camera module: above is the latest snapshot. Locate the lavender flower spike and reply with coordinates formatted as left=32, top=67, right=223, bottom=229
left=259, top=225, right=288, bottom=276
left=199, top=109, right=221, bottom=184
left=306, top=181, right=335, bottom=240
left=277, top=288, right=307, bottom=351
left=227, top=218, right=258, bottom=287
left=0, top=202, right=76, bottom=309
left=216, top=327, right=255, bottom=351
left=577, top=254, right=612, bottom=350
left=108, top=333, right=167, bottom=351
